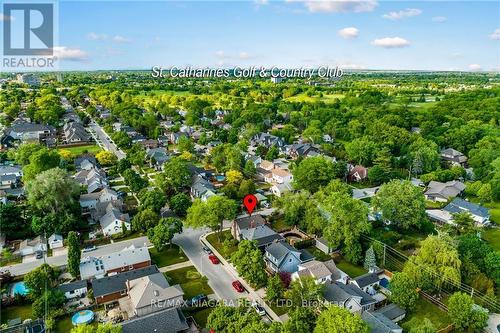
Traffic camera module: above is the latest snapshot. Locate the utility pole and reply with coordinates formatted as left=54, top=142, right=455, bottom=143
left=383, top=244, right=386, bottom=268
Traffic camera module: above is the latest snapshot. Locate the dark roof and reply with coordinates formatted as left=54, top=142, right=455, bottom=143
left=121, top=307, right=189, bottom=333
left=58, top=280, right=87, bottom=293
left=362, top=312, right=402, bottom=333
left=444, top=198, right=489, bottom=218
left=299, top=249, right=315, bottom=262
left=235, top=214, right=266, bottom=230
left=254, top=233, right=285, bottom=248
left=375, top=303, right=406, bottom=321
left=91, top=266, right=158, bottom=297
left=353, top=272, right=379, bottom=288
left=323, top=282, right=376, bottom=306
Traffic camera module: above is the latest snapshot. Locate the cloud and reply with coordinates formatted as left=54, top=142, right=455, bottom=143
left=112, top=35, right=131, bottom=43
left=338, top=62, right=365, bottom=70
left=382, top=8, right=422, bottom=20
left=254, top=0, right=269, bottom=6
left=239, top=52, right=252, bottom=59
left=372, top=37, right=410, bottom=48
left=0, top=13, right=14, bottom=21
left=53, top=46, right=88, bottom=61
left=468, top=64, right=482, bottom=71
left=432, top=16, right=447, bottom=22
left=215, top=50, right=227, bottom=59
left=215, top=50, right=256, bottom=60
left=489, top=29, right=500, bottom=40
left=87, top=32, right=108, bottom=41
left=338, top=27, right=359, bottom=39
left=287, top=0, right=378, bottom=13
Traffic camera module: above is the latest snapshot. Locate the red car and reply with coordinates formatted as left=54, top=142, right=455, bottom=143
left=232, top=280, right=244, bottom=293
left=208, top=254, right=219, bottom=264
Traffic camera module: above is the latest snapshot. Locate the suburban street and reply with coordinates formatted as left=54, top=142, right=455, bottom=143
left=88, top=120, right=126, bottom=160
left=1, top=237, right=151, bottom=276
left=172, top=226, right=242, bottom=303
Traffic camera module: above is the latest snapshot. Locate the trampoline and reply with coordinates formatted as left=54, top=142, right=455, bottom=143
left=71, top=310, right=95, bottom=326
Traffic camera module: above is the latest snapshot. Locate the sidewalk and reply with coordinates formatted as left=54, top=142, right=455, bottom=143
left=158, top=260, right=193, bottom=273
left=200, top=231, right=283, bottom=323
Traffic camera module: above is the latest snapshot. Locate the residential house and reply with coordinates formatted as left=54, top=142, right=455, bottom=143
left=75, top=155, right=97, bottom=170
left=120, top=307, right=189, bottom=333
left=265, top=241, right=314, bottom=273
left=17, top=236, right=46, bottom=256
left=285, top=143, right=319, bottom=160
left=80, top=245, right=151, bottom=280
left=265, top=168, right=293, bottom=185
left=92, top=266, right=159, bottom=304
left=139, top=139, right=159, bottom=150
left=58, top=280, right=88, bottom=300
left=231, top=215, right=284, bottom=249
left=246, top=155, right=262, bottom=168
left=0, top=190, right=7, bottom=204
left=0, top=165, right=22, bottom=189
left=74, top=166, right=108, bottom=194
left=99, top=203, right=131, bottom=236
left=169, top=132, right=188, bottom=144
left=361, top=311, right=403, bottom=333
left=79, top=187, right=119, bottom=212
left=190, top=176, right=216, bottom=202
left=271, top=182, right=294, bottom=197
left=348, top=165, right=368, bottom=182
left=146, top=148, right=170, bottom=170
left=251, top=133, right=285, bottom=150
left=375, top=303, right=406, bottom=323
left=5, top=121, right=55, bottom=143
left=291, top=259, right=342, bottom=284
left=323, top=281, right=377, bottom=314
left=444, top=198, right=490, bottom=225
left=63, top=121, right=91, bottom=143
left=424, top=180, right=465, bottom=202
left=120, top=272, right=184, bottom=318
left=441, top=148, right=467, bottom=167
left=350, top=272, right=380, bottom=294
left=315, top=237, right=335, bottom=255
left=48, top=234, right=63, bottom=249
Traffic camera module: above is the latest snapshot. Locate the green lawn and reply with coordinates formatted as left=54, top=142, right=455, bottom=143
left=304, top=246, right=331, bottom=262
left=336, top=260, right=367, bottom=278
left=270, top=217, right=290, bottom=232
left=0, top=304, right=32, bottom=324
left=149, top=245, right=188, bottom=268
left=58, top=144, right=101, bottom=155
left=205, top=230, right=238, bottom=259
left=401, top=297, right=451, bottom=331
left=482, top=228, right=500, bottom=251
left=54, top=315, right=73, bottom=333
left=266, top=300, right=291, bottom=316
left=185, top=307, right=213, bottom=329
left=164, top=266, right=214, bottom=299
left=109, top=180, right=125, bottom=186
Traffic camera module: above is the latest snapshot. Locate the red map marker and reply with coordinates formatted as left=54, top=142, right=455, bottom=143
left=243, top=194, right=258, bottom=215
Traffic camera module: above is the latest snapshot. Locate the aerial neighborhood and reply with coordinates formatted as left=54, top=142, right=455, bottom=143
left=0, top=69, right=498, bottom=333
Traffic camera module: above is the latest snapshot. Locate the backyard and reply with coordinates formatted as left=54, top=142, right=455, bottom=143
left=57, top=144, right=101, bottom=156
left=401, top=297, right=452, bottom=332
left=149, top=244, right=188, bottom=268
left=335, top=259, right=367, bottom=278
left=0, top=304, right=32, bottom=324
left=164, top=266, right=214, bottom=299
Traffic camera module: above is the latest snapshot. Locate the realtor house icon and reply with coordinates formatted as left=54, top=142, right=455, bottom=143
left=3, top=2, right=54, bottom=56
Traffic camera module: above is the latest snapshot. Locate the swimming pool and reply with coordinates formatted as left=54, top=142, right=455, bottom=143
left=11, top=282, right=29, bottom=296
left=72, top=310, right=95, bottom=326
left=215, top=175, right=225, bottom=182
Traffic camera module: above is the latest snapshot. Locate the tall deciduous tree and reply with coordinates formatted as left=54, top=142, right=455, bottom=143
left=283, top=306, right=317, bottom=333
left=231, top=240, right=267, bottom=288
left=169, top=192, right=191, bottom=216
left=293, top=156, right=336, bottom=193
left=67, top=231, right=80, bottom=278
left=155, top=157, right=191, bottom=194
left=389, top=272, right=419, bottom=311
left=266, top=274, right=284, bottom=303
left=314, top=305, right=370, bottom=333
left=447, top=292, right=488, bottom=331
left=372, top=180, right=427, bottom=230
left=147, top=217, right=182, bottom=251
left=185, top=196, right=237, bottom=237
left=132, top=208, right=160, bottom=232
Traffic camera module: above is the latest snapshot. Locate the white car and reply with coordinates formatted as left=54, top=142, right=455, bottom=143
left=252, top=302, right=266, bottom=316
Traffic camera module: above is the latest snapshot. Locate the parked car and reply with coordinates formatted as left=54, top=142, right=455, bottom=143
left=83, top=245, right=97, bottom=253
left=232, top=280, right=244, bottom=293
left=208, top=254, right=219, bottom=264
left=35, top=250, right=43, bottom=259
left=252, top=301, right=266, bottom=316
left=202, top=246, right=212, bottom=255
left=188, top=294, right=208, bottom=306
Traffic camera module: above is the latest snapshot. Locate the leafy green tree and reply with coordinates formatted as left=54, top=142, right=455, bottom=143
left=95, top=150, right=117, bottom=166
left=285, top=277, right=324, bottom=308
left=122, top=169, right=147, bottom=193
left=409, top=137, right=440, bottom=175
left=67, top=231, right=80, bottom=278
left=265, top=146, right=279, bottom=160
left=22, top=148, right=61, bottom=181
left=177, top=136, right=194, bottom=153
left=111, top=131, right=132, bottom=148
left=24, top=264, right=58, bottom=298
left=447, top=292, right=488, bottom=331
left=138, top=188, right=167, bottom=213
left=70, top=323, right=122, bottom=333
left=7, top=143, right=43, bottom=165
left=404, top=318, right=436, bottom=333
left=345, top=137, right=378, bottom=166
left=390, top=272, right=419, bottom=311
left=266, top=274, right=284, bottom=303
left=206, top=305, right=264, bottom=333
left=403, top=235, right=461, bottom=292
left=283, top=306, right=317, bottom=333
left=231, top=240, right=267, bottom=288
left=132, top=208, right=160, bottom=232
left=0, top=203, right=29, bottom=240
left=147, top=217, right=182, bottom=251
left=451, top=212, right=476, bottom=235
left=477, top=183, right=493, bottom=203
left=275, top=191, right=310, bottom=226
left=155, top=157, right=191, bottom=194
left=314, top=305, right=369, bottom=333
left=32, top=289, right=65, bottom=318
left=169, top=193, right=191, bottom=216
left=363, top=246, right=377, bottom=271
left=372, top=180, right=427, bottom=230
left=293, top=156, right=335, bottom=193
left=243, top=160, right=256, bottom=178
left=238, top=179, right=256, bottom=198
left=185, top=196, right=237, bottom=237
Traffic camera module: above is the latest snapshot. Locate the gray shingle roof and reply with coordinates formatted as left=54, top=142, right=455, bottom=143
left=375, top=303, right=406, bottom=321
left=323, top=282, right=376, bottom=306
left=362, top=312, right=402, bottom=333
left=121, top=307, right=188, bottom=333
left=58, top=280, right=87, bottom=293
left=444, top=198, right=489, bottom=218
left=353, top=272, right=379, bottom=288
left=92, top=266, right=159, bottom=297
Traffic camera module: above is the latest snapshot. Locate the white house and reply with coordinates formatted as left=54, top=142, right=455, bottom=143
left=291, top=260, right=342, bottom=284
left=48, top=234, right=64, bottom=249
left=58, top=280, right=88, bottom=300
left=100, top=204, right=131, bottom=236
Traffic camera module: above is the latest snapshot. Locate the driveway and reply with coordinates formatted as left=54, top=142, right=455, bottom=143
left=1, top=236, right=151, bottom=276
left=172, top=227, right=242, bottom=304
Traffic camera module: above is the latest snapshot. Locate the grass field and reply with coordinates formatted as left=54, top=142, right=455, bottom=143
left=58, top=144, right=101, bottom=156
left=149, top=244, right=188, bottom=268
left=186, top=307, right=213, bottom=329
left=285, top=93, right=345, bottom=103
left=482, top=228, right=500, bottom=251
left=205, top=230, right=238, bottom=259
left=401, top=297, right=451, bottom=331
left=336, top=260, right=367, bottom=278
left=164, top=266, right=214, bottom=299
left=0, top=304, right=32, bottom=324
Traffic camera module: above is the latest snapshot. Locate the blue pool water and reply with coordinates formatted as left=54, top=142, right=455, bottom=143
left=72, top=310, right=95, bottom=325
left=215, top=175, right=225, bottom=182
left=11, top=282, right=29, bottom=296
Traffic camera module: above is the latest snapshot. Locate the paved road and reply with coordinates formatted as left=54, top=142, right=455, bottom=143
left=88, top=120, right=126, bottom=160
left=172, top=226, right=242, bottom=304
left=1, top=237, right=151, bottom=276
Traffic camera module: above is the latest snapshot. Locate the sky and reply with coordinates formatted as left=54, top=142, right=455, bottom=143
left=6, top=0, right=500, bottom=71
